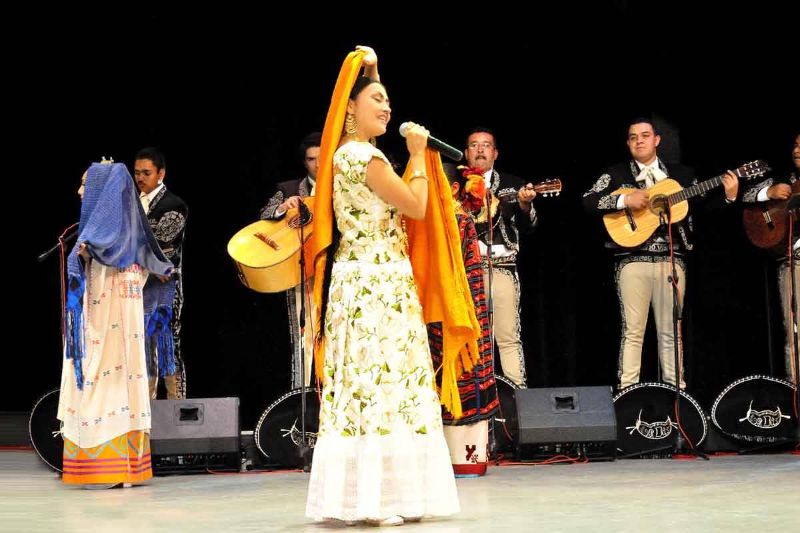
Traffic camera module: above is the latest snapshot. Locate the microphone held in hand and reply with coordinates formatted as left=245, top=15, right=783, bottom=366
left=399, top=122, right=463, bottom=162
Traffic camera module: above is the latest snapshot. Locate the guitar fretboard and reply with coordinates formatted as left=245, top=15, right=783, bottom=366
left=668, top=166, right=750, bottom=204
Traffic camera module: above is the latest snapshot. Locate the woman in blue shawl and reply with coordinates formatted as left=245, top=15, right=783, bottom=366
left=57, top=161, right=173, bottom=488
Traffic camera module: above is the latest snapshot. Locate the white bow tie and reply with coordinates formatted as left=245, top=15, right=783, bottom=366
left=636, top=165, right=666, bottom=187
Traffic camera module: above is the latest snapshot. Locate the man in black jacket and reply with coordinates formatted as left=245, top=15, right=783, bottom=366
left=260, top=132, right=320, bottom=221
left=742, top=132, right=800, bottom=379
left=582, top=118, right=738, bottom=390
left=463, top=127, right=537, bottom=387
left=260, top=132, right=320, bottom=388
left=134, top=147, right=189, bottom=399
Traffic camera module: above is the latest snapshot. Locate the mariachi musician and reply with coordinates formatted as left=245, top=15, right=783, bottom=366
left=582, top=117, right=739, bottom=390
left=259, top=132, right=321, bottom=388
left=460, top=127, right=538, bottom=388
left=742, top=133, right=800, bottom=380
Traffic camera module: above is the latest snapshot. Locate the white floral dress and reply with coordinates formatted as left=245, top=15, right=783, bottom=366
left=306, top=141, right=459, bottom=521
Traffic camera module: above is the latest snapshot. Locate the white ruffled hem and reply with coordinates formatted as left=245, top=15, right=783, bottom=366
left=306, top=431, right=460, bottom=521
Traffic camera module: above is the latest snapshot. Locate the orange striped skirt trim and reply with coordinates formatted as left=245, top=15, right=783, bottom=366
left=62, top=430, right=152, bottom=485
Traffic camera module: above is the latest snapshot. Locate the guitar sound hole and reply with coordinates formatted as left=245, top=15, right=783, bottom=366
left=288, top=213, right=313, bottom=229
left=649, top=195, right=670, bottom=219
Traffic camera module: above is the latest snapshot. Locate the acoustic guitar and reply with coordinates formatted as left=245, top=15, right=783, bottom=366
left=474, top=179, right=562, bottom=223
left=743, top=179, right=800, bottom=253
left=227, top=197, right=314, bottom=293
left=229, top=179, right=563, bottom=293
left=603, top=160, right=769, bottom=248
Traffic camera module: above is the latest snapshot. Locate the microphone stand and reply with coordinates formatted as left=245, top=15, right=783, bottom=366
left=784, top=196, right=800, bottom=446
left=484, top=187, right=499, bottom=461
left=296, top=201, right=313, bottom=472
left=763, top=261, right=776, bottom=377
left=662, top=204, right=707, bottom=460
left=40, top=223, right=79, bottom=340
left=38, top=224, right=79, bottom=262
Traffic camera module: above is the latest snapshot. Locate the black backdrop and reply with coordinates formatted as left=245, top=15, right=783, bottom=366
left=11, top=4, right=798, bottom=430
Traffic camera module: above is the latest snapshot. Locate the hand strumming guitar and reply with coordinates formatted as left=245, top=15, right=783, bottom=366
left=625, top=189, right=650, bottom=210
left=768, top=183, right=792, bottom=200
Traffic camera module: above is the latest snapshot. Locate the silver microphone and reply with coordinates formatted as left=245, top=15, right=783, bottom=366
left=399, top=122, right=463, bottom=161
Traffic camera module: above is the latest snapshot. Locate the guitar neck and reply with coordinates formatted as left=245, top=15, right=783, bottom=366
left=668, top=175, right=723, bottom=203
left=496, top=180, right=562, bottom=202
left=669, top=170, right=739, bottom=203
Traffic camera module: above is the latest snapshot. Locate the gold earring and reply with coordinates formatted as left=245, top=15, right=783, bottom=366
left=344, top=113, right=357, bottom=135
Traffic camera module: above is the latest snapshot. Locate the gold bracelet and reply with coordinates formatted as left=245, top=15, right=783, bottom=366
left=409, top=169, right=428, bottom=182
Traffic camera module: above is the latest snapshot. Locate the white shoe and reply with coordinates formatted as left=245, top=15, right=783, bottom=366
left=366, top=515, right=404, bottom=526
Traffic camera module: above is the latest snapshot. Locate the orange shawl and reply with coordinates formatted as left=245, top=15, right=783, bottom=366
left=309, top=50, right=481, bottom=418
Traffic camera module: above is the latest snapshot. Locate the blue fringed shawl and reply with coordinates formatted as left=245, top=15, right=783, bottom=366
left=65, top=163, right=174, bottom=389
left=143, top=276, right=177, bottom=378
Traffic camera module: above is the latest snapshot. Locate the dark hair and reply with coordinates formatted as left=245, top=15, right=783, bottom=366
left=349, top=76, right=382, bottom=100
left=466, top=126, right=498, bottom=148
left=627, top=116, right=659, bottom=136
left=135, top=147, right=166, bottom=170
left=299, top=131, right=321, bottom=161
left=443, top=163, right=463, bottom=186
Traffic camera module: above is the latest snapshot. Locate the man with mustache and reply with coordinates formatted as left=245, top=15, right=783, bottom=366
left=134, top=147, right=189, bottom=399
left=462, top=127, right=537, bottom=387
left=742, top=133, right=800, bottom=380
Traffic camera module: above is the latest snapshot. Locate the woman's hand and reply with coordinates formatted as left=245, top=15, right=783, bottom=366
left=356, top=45, right=380, bottom=81
left=77, top=243, right=90, bottom=260
left=356, top=45, right=377, bottom=66
left=402, top=122, right=429, bottom=156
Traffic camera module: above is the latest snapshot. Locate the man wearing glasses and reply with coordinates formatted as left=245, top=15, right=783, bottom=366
left=463, top=127, right=537, bottom=387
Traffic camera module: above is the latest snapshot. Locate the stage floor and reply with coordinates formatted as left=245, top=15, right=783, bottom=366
left=0, top=449, right=797, bottom=532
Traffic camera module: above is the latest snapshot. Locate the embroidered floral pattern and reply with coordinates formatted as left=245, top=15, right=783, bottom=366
left=152, top=211, right=186, bottom=244
left=318, top=142, right=442, bottom=438
left=584, top=173, right=611, bottom=196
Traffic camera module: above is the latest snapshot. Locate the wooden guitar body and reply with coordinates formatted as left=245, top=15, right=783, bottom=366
left=602, top=161, right=769, bottom=248
left=743, top=180, right=800, bottom=252
left=603, top=178, right=689, bottom=248
left=227, top=197, right=314, bottom=293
